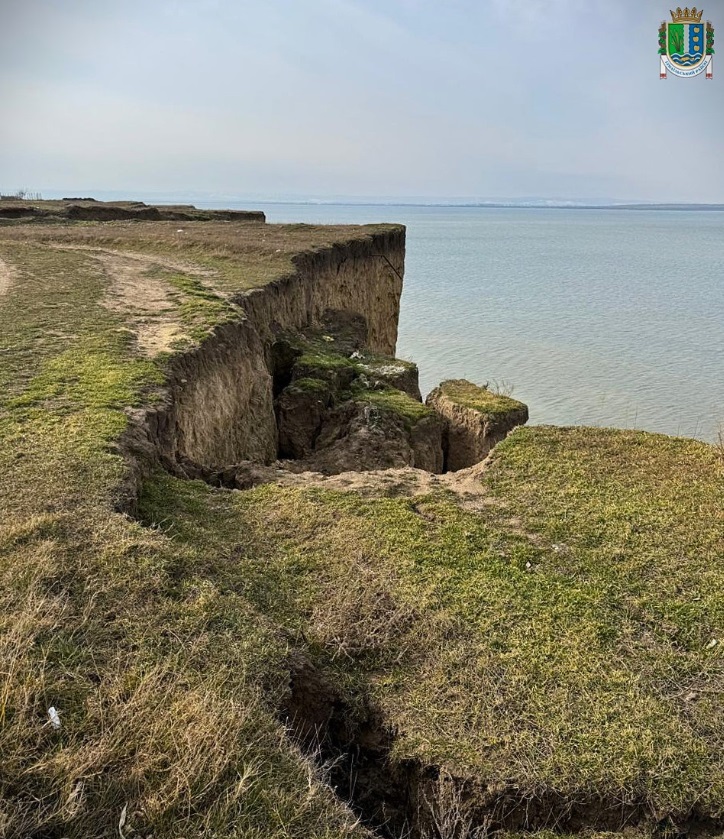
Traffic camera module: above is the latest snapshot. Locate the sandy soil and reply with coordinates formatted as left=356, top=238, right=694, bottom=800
left=51, top=245, right=218, bottom=355
left=286, top=460, right=496, bottom=512
left=229, top=458, right=498, bottom=513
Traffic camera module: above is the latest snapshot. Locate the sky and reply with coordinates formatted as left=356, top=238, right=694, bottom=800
left=1, top=0, right=724, bottom=203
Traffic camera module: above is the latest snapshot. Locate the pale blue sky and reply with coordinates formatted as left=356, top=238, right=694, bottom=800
left=1, top=0, right=723, bottom=202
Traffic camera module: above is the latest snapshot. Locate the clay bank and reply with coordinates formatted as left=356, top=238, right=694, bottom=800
left=0, top=202, right=722, bottom=839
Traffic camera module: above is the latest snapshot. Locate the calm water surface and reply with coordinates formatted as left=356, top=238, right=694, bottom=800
left=200, top=203, right=724, bottom=442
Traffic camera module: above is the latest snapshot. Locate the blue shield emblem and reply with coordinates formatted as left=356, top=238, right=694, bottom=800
left=667, top=21, right=706, bottom=67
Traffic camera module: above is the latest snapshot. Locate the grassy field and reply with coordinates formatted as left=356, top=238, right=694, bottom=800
left=0, top=216, right=722, bottom=838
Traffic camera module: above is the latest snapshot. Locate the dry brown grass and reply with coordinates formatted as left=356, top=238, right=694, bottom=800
left=310, top=550, right=418, bottom=662
left=0, top=219, right=398, bottom=296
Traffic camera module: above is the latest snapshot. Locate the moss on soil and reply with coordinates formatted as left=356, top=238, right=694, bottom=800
left=286, top=376, right=333, bottom=396
left=282, top=332, right=429, bottom=429
left=438, top=377, right=528, bottom=418
left=356, top=386, right=433, bottom=427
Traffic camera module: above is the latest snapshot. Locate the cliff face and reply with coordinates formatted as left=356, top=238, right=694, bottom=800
left=123, top=228, right=405, bottom=487
left=0, top=198, right=266, bottom=222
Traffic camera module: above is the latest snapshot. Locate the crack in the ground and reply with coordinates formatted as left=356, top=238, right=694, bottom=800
left=281, top=654, right=724, bottom=839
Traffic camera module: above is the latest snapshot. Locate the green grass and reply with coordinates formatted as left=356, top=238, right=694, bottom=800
left=135, top=424, right=724, bottom=822
left=436, top=378, right=527, bottom=418
left=296, top=345, right=358, bottom=373
left=287, top=376, right=334, bottom=395
left=358, top=352, right=417, bottom=372
left=156, top=268, right=239, bottom=344
left=0, top=224, right=388, bottom=838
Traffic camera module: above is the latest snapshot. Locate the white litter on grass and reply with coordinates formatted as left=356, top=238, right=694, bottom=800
left=350, top=350, right=363, bottom=359
left=118, top=803, right=128, bottom=838
left=361, top=363, right=407, bottom=376
left=706, top=638, right=718, bottom=650
left=47, top=706, right=61, bottom=729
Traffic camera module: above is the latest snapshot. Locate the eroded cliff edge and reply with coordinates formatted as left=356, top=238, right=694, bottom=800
left=119, top=226, right=407, bottom=505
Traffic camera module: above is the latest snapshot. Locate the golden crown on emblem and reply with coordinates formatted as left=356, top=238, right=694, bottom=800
left=670, top=6, right=704, bottom=22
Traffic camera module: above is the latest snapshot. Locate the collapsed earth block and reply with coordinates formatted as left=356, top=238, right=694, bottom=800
left=274, top=332, right=444, bottom=474
left=426, top=378, right=529, bottom=471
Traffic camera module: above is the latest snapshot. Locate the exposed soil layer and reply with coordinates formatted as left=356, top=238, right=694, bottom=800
left=427, top=379, right=529, bottom=471
left=118, top=227, right=407, bottom=508
left=0, top=198, right=265, bottom=223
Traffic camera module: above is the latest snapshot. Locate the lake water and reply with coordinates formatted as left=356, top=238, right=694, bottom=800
left=199, top=202, right=724, bottom=443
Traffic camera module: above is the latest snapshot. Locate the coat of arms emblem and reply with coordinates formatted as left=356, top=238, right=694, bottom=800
left=660, top=7, right=714, bottom=78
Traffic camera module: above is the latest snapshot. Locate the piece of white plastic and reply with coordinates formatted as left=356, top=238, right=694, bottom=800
left=118, top=803, right=128, bottom=838
left=47, top=706, right=61, bottom=729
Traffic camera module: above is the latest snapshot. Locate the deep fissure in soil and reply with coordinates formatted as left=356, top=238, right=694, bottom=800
left=281, top=656, right=722, bottom=839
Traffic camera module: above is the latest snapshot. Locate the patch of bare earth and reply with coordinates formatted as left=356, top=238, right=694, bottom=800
left=227, top=459, right=499, bottom=511
left=52, top=244, right=219, bottom=282
left=52, top=245, right=218, bottom=355
left=299, top=460, right=500, bottom=511
left=0, top=256, right=16, bottom=297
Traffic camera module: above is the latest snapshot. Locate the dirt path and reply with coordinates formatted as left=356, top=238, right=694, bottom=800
left=50, top=245, right=218, bottom=356
left=51, top=244, right=218, bottom=281
left=94, top=252, right=184, bottom=355
left=288, top=461, right=496, bottom=511
left=0, top=256, right=16, bottom=297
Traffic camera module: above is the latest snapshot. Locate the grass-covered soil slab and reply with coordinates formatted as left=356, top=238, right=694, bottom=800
left=273, top=329, right=442, bottom=473
left=427, top=379, right=529, bottom=470
left=0, top=213, right=722, bottom=839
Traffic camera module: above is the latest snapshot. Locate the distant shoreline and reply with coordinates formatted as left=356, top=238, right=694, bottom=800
left=201, top=200, right=724, bottom=212
left=27, top=195, right=724, bottom=212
